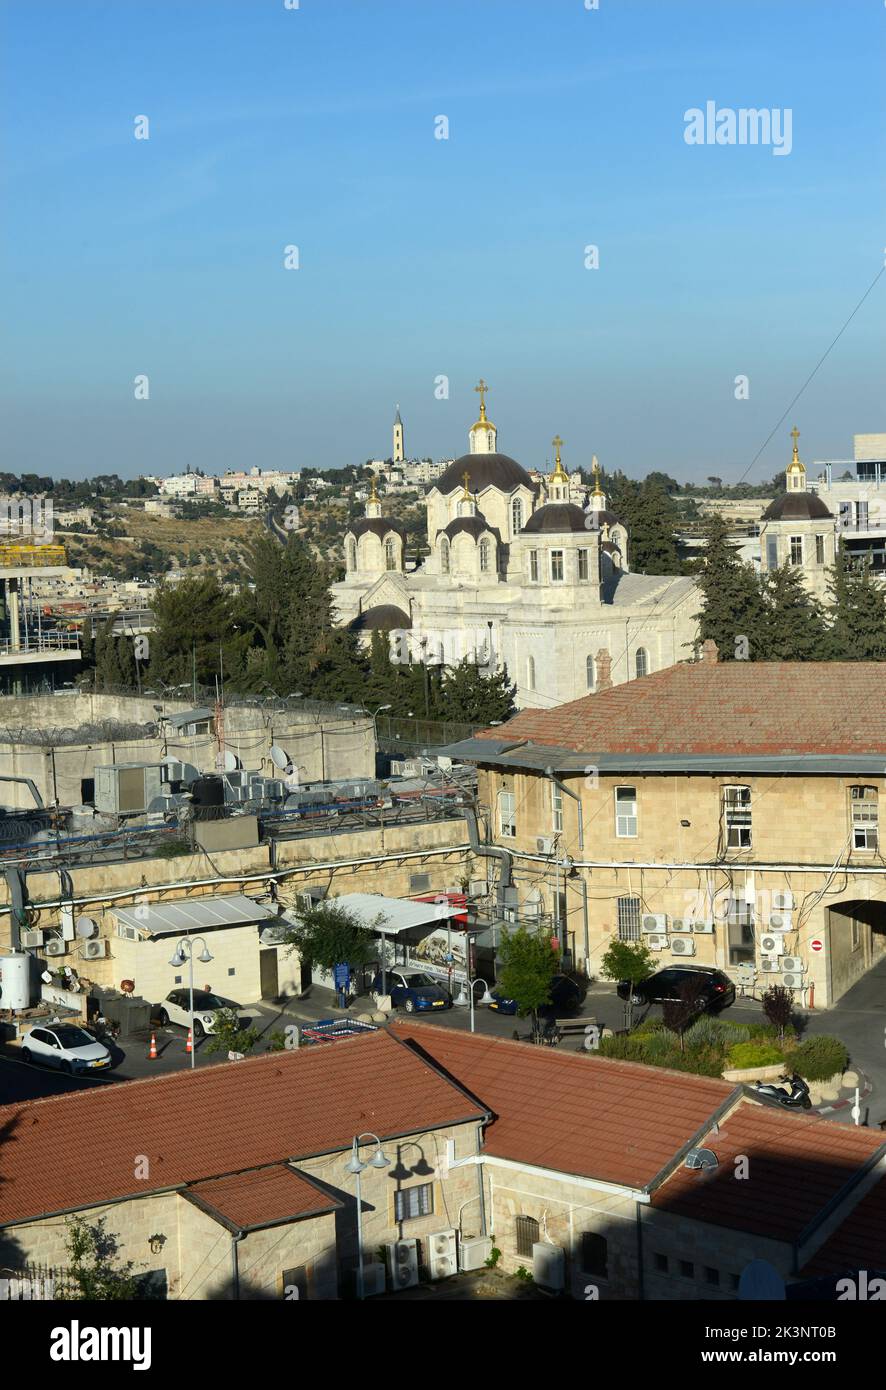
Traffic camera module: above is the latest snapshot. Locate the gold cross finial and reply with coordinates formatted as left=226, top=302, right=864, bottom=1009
left=592, top=454, right=603, bottom=494
left=462, top=468, right=472, bottom=498
left=474, top=378, right=489, bottom=418
left=551, top=435, right=567, bottom=478
left=369, top=473, right=379, bottom=501
left=791, top=425, right=800, bottom=463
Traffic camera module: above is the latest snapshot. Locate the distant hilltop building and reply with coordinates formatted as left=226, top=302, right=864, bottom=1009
left=334, top=381, right=700, bottom=707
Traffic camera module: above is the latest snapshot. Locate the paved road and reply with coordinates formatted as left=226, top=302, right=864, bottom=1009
left=807, top=954, right=886, bottom=1125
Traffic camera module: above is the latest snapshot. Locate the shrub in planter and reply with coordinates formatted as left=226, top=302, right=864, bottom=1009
left=684, top=1016, right=746, bottom=1049
left=786, top=1036, right=849, bottom=1082
left=726, top=1041, right=784, bottom=1071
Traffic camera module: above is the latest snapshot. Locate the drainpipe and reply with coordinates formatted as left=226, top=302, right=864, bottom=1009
left=475, top=1124, right=488, bottom=1236
left=636, top=1203, right=645, bottom=1301
left=231, top=1229, right=246, bottom=1299
left=461, top=802, right=512, bottom=895
left=545, top=767, right=587, bottom=965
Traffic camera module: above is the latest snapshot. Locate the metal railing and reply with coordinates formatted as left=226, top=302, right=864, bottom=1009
left=0, top=630, right=81, bottom=657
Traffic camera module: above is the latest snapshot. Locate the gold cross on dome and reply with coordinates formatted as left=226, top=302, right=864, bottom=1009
left=791, top=426, right=800, bottom=459
left=462, top=469, right=472, bottom=497
left=474, top=378, right=489, bottom=412
left=552, top=435, right=564, bottom=465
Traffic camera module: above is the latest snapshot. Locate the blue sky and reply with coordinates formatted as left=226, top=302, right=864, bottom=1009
left=2, top=0, right=883, bottom=482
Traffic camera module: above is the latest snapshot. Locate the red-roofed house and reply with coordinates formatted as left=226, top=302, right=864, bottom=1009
left=441, top=658, right=886, bottom=1004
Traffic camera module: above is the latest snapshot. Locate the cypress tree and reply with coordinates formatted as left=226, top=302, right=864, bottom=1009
left=759, top=564, right=829, bottom=660
left=826, top=550, right=886, bottom=660
left=692, top=514, right=767, bottom=660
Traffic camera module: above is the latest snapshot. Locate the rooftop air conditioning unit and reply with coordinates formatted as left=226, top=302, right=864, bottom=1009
left=162, top=759, right=186, bottom=782
left=691, top=919, right=714, bottom=934
left=642, top=913, right=668, bottom=933
left=768, top=912, right=792, bottom=932
left=760, top=934, right=784, bottom=957
left=781, top=972, right=804, bottom=990
left=646, top=933, right=669, bottom=950
left=469, top=879, right=489, bottom=898
left=427, top=1230, right=457, bottom=1280
left=536, top=836, right=555, bottom=856
left=385, top=1240, right=419, bottom=1290
left=669, top=917, right=692, bottom=933
left=772, top=891, right=794, bottom=911
left=44, top=937, right=67, bottom=957
left=20, top=929, right=44, bottom=948
left=362, top=1263, right=386, bottom=1297
left=297, top=888, right=326, bottom=913
left=761, top=957, right=781, bottom=973
left=82, top=939, right=108, bottom=960
left=532, top=1242, right=566, bottom=1292
left=780, top=958, right=805, bottom=974
left=670, top=936, right=696, bottom=957
left=458, top=1236, right=492, bottom=1271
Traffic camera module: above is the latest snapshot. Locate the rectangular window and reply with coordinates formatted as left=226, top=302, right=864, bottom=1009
left=395, top=1183, right=434, bottom=1222
left=515, top=1215, right=540, bottom=1258
left=654, top=1253, right=669, bottom=1274
left=724, top=785, right=752, bottom=849
left=529, top=550, right=539, bottom=582
left=727, top=902, right=755, bottom=966
left=679, top=1260, right=695, bottom=1280
left=551, top=782, right=563, bottom=833
left=705, top=1267, right=720, bottom=1287
left=550, top=550, right=564, bottom=582
left=767, top=536, right=779, bottom=568
left=789, top=536, right=803, bottom=565
left=281, top=1266, right=309, bottom=1300
left=615, top=785, right=638, bottom=838
left=499, top=790, right=516, bottom=839
left=580, top=1232, right=608, bottom=1278
left=851, top=786, right=878, bottom=850
left=578, top=549, right=589, bottom=581
left=815, top=534, right=825, bottom=564
left=617, top=896, right=641, bottom=942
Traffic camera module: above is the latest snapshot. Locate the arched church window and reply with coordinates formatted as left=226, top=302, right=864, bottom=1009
left=440, top=538, right=450, bottom=574
left=512, top=498, right=523, bottom=535
left=586, top=654, right=595, bottom=690
left=479, top=538, right=490, bottom=573
left=527, top=655, right=536, bottom=690
left=346, top=538, right=357, bottom=571
left=385, top=538, right=397, bottom=571
left=635, top=648, right=648, bottom=678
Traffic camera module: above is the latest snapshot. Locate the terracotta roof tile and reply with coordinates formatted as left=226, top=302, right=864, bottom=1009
left=801, top=1172, right=886, bottom=1275
left=0, top=1031, right=485, bottom=1227
left=650, top=1104, right=885, bottom=1242
left=477, top=662, right=886, bottom=756
left=392, top=1022, right=735, bottom=1188
left=184, top=1165, right=340, bottom=1232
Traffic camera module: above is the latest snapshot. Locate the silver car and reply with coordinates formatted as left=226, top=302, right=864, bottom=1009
left=20, top=1023, right=112, bottom=1074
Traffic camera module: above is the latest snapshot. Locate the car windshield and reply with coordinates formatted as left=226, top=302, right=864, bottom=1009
left=404, top=974, right=437, bottom=988
left=192, top=994, right=229, bottom=1010
left=53, top=1027, right=95, bottom=1047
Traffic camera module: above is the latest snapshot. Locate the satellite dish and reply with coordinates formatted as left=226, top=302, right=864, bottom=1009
left=738, top=1259, right=786, bottom=1301
left=41, top=970, right=53, bottom=984
left=270, top=744, right=294, bottom=774
left=223, top=750, right=241, bottom=772
left=75, top=915, right=97, bottom=939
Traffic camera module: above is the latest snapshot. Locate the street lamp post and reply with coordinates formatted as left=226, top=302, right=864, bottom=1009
left=344, top=1132, right=390, bottom=1299
left=454, top=976, right=494, bottom=1034
left=168, top=935, right=214, bottom=1070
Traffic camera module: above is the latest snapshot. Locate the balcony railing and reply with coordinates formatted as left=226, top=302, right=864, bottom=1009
left=0, top=630, right=81, bottom=657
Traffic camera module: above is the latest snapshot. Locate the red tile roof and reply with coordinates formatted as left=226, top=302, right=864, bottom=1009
left=392, top=1022, right=735, bottom=1188
left=801, top=1172, right=886, bottom=1275
left=0, top=1031, right=485, bottom=1227
left=477, top=662, right=886, bottom=756
left=649, top=1104, right=885, bottom=1242
left=184, top=1165, right=340, bottom=1232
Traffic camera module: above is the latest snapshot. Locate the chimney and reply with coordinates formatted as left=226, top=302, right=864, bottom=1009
left=701, top=639, right=719, bottom=666
left=595, top=648, right=613, bottom=692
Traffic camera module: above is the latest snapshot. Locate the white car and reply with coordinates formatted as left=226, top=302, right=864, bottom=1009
left=20, top=1023, right=112, bottom=1074
left=154, top=989, right=247, bottom=1037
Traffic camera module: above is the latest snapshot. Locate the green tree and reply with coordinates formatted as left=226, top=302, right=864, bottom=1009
left=826, top=550, right=886, bottom=660
left=61, top=1216, right=138, bottom=1300
left=147, top=575, right=235, bottom=687
left=93, top=615, right=137, bottom=690
left=204, top=1007, right=260, bottom=1056
left=438, top=657, right=516, bottom=724
left=759, top=564, right=829, bottom=660
left=283, top=901, right=379, bottom=974
left=608, top=476, right=682, bottom=574
left=496, top=925, right=559, bottom=1040
left=599, top=937, right=654, bottom=1029
left=692, top=514, right=767, bottom=660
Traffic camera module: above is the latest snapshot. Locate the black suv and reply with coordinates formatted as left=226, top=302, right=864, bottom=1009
left=616, top=965, right=735, bottom=1013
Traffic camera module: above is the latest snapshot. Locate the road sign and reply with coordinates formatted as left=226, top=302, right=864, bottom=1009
left=810, top=938, right=824, bottom=953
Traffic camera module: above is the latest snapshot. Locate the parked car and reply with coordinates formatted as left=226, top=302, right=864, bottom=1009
left=370, top=970, right=452, bottom=1013
left=616, top=965, right=736, bottom=1013
left=153, top=989, right=248, bottom=1037
left=488, top=973, right=584, bottom=1017
left=20, top=1023, right=112, bottom=1074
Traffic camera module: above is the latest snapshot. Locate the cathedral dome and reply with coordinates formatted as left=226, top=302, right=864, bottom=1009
left=435, top=453, right=536, bottom=497
left=761, top=494, right=833, bottom=521
left=348, top=605, right=411, bottom=632
left=440, top=515, right=503, bottom=543
left=347, top=517, right=408, bottom=541
left=522, top=502, right=591, bottom=534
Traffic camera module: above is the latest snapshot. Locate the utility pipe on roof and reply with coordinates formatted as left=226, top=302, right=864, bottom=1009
left=508, top=852, right=886, bottom=876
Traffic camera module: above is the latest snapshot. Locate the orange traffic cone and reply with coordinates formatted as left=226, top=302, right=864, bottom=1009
left=185, top=1029, right=193, bottom=1055
left=148, top=1032, right=158, bottom=1060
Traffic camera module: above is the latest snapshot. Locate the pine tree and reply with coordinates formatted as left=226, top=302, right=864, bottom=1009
left=147, top=575, right=234, bottom=688
left=438, top=657, right=516, bottom=724
left=759, top=565, right=829, bottom=660
left=608, top=476, right=682, bottom=574
left=826, top=550, right=886, bottom=660
left=692, top=514, right=767, bottom=660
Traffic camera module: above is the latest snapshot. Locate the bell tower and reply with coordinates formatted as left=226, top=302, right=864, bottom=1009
left=786, top=426, right=806, bottom=492
left=393, top=406, right=405, bottom=464
left=549, top=436, right=569, bottom=502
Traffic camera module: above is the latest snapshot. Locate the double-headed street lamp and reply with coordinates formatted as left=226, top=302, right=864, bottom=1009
left=168, top=935, right=214, bottom=1070
left=344, top=1132, right=390, bottom=1299
left=454, top=976, right=494, bottom=1034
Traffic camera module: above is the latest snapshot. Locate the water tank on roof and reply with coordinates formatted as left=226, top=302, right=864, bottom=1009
left=0, top=952, right=32, bottom=1011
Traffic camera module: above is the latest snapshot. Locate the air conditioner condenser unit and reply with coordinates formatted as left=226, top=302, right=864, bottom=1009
left=670, top=936, right=696, bottom=956
left=427, top=1229, right=457, bottom=1280
left=642, top=913, right=669, bottom=933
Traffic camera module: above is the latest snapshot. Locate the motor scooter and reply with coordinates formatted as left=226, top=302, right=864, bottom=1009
left=753, top=1072, right=811, bottom=1110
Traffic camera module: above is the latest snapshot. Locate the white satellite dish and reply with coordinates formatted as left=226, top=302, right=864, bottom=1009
left=75, top=915, right=97, bottom=939
left=223, top=750, right=241, bottom=772
left=41, top=970, right=53, bottom=984
left=270, top=744, right=294, bottom=774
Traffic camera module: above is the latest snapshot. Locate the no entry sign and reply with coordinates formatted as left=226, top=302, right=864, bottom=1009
left=810, top=938, right=824, bottom=953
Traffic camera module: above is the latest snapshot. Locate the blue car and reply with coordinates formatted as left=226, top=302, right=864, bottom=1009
left=488, top=974, right=583, bottom=1017
left=371, top=970, right=452, bottom=1013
